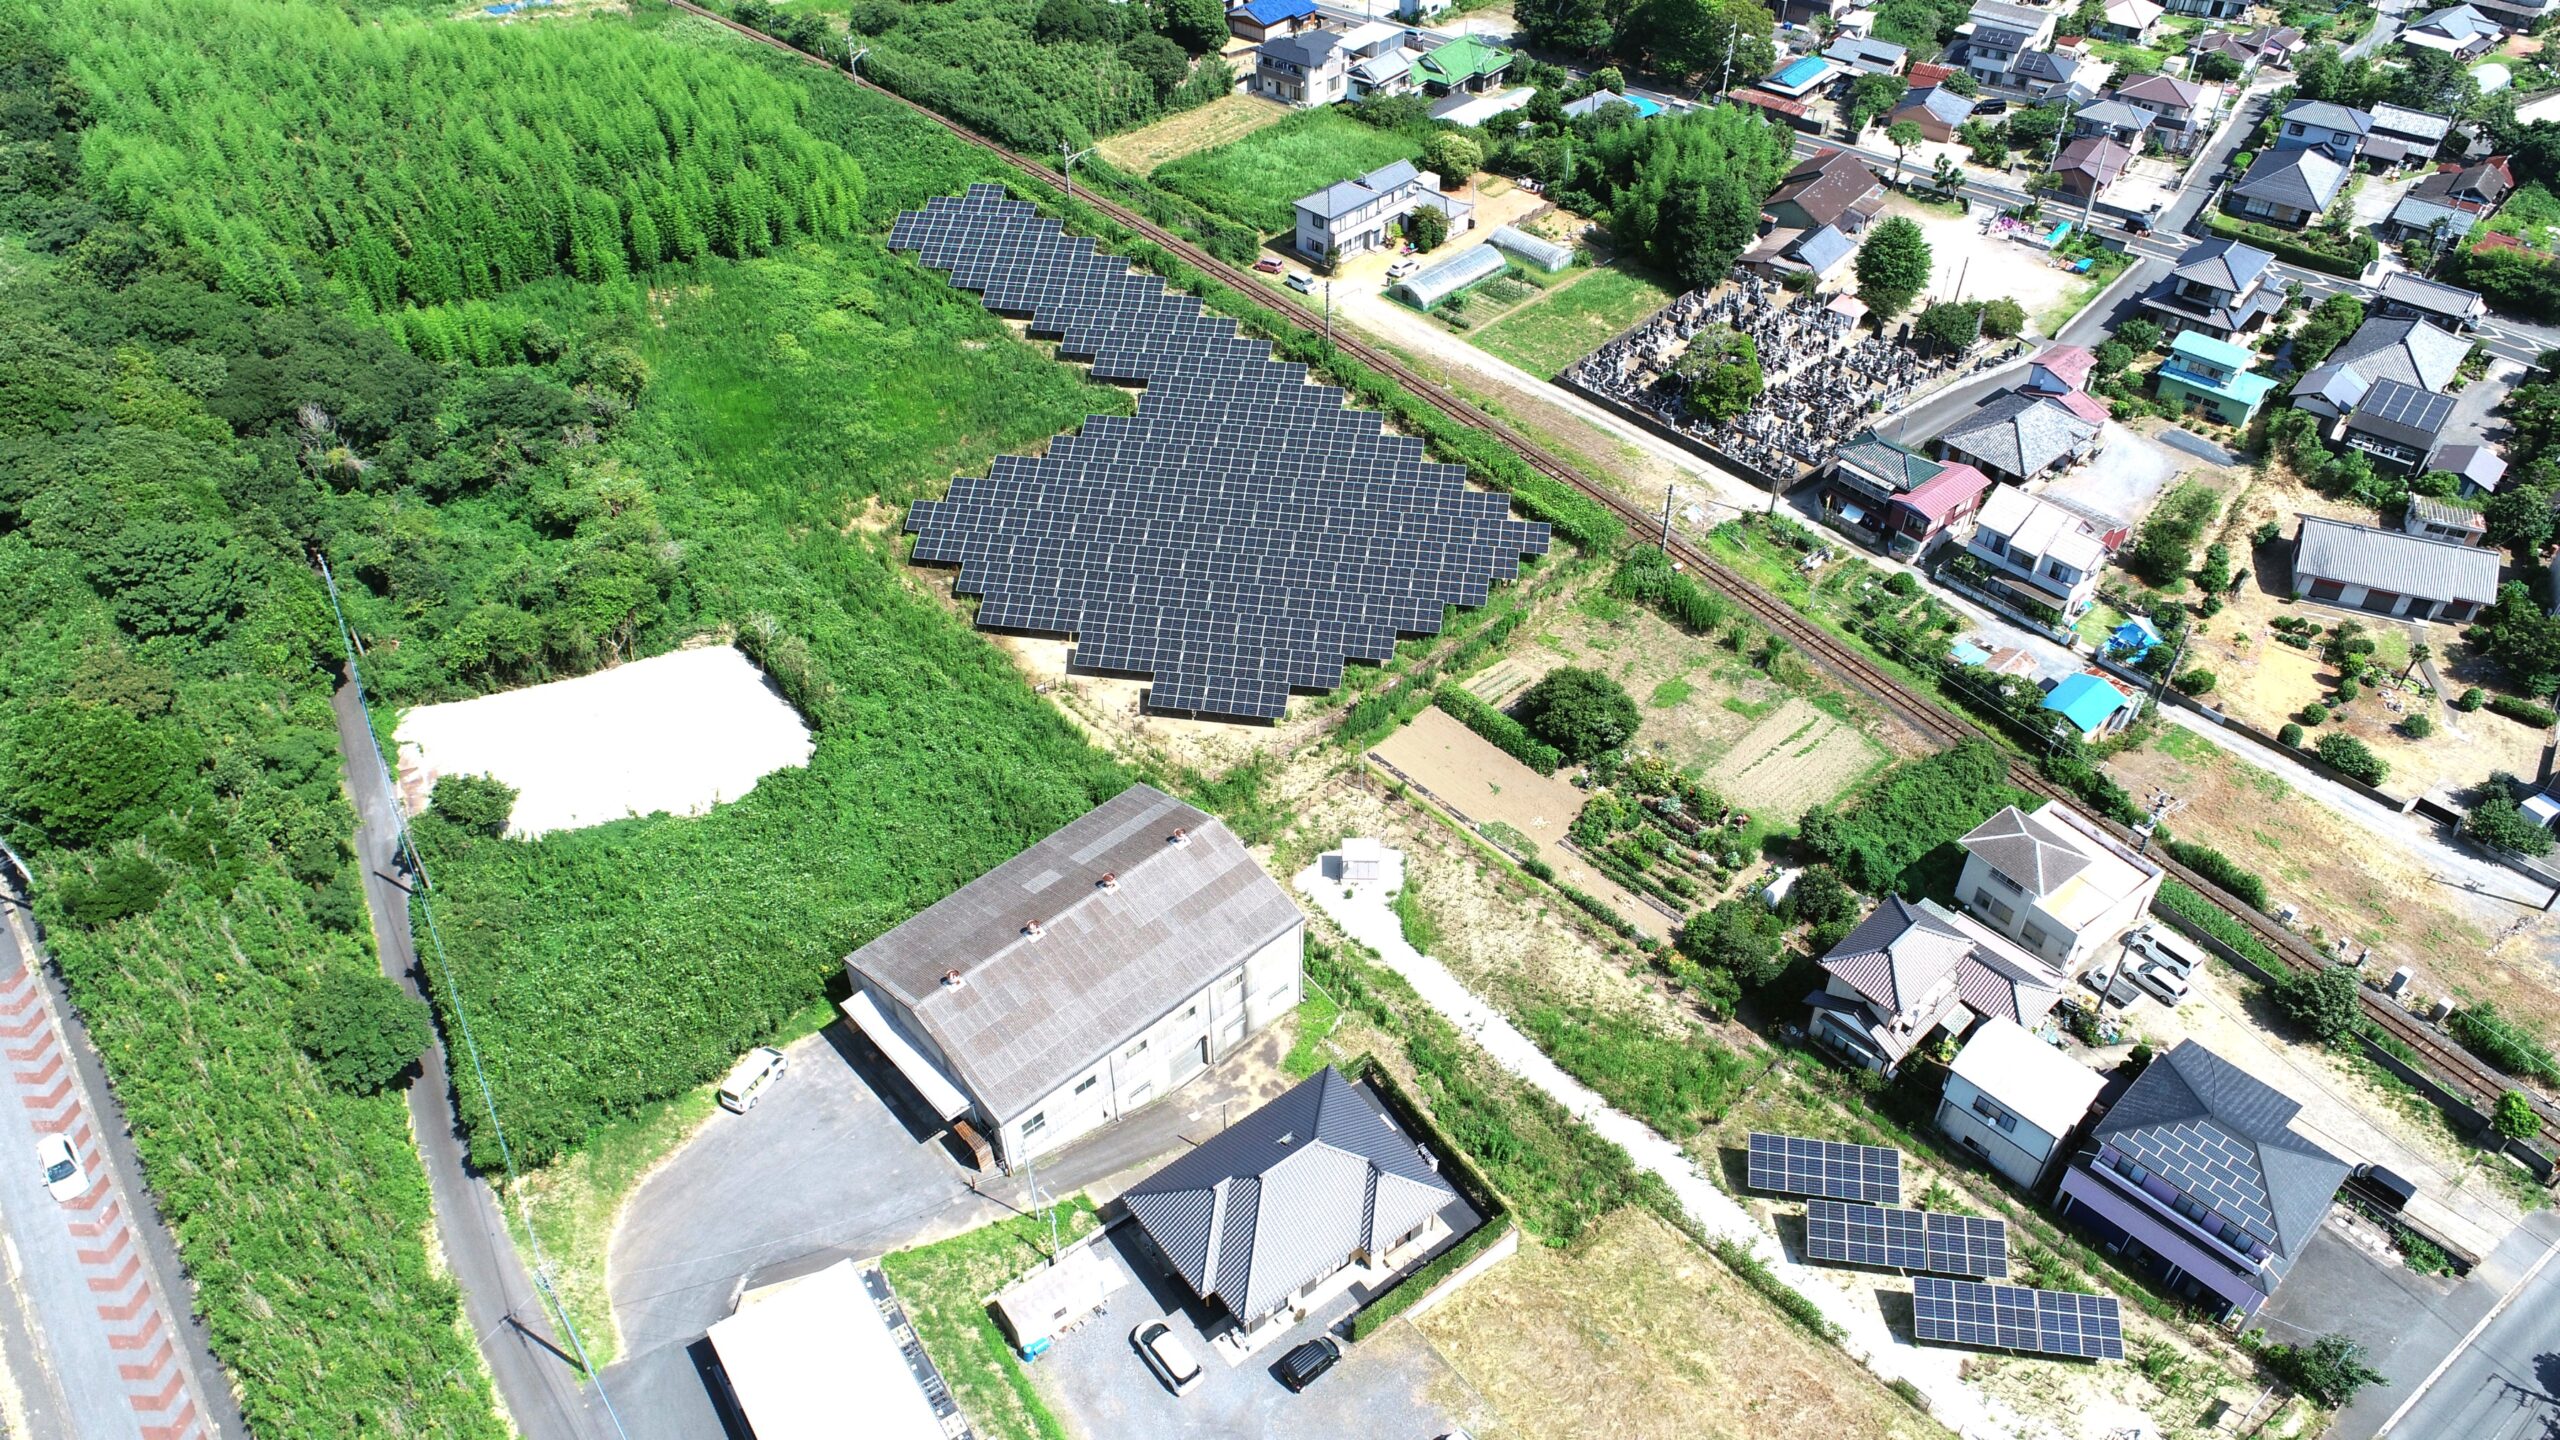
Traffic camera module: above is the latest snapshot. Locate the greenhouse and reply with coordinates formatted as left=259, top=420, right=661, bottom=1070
left=1392, top=243, right=1506, bottom=308
left=1488, top=225, right=1573, bottom=272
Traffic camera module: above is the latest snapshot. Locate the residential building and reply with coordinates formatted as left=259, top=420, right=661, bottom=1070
left=1956, top=800, right=2165, bottom=973
left=1938, top=392, right=2102, bottom=484
left=2474, top=0, right=2554, bottom=33
left=2287, top=361, right=2370, bottom=420
left=1890, top=84, right=1977, bottom=140
left=2405, top=495, right=2490, bottom=545
left=1764, top=54, right=1841, bottom=98
left=2071, top=99, right=2155, bottom=148
left=2239, top=23, right=2308, bottom=62
left=1963, top=483, right=2112, bottom=622
left=2385, top=156, right=2514, bottom=243
left=2231, top=146, right=2348, bottom=227
left=2190, top=28, right=2261, bottom=72
left=2401, top=3, right=2501, bottom=60
left=2093, top=0, right=2165, bottom=41
left=1742, top=223, right=1858, bottom=281
left=1956, top=0, right=2060, bottom=85
left=1255, top=29, right=1356, bottom=106
left=1293, top=160, right=1470, bottom=262
left=1123, top=1065, right=1461, bottom=1339
left=710, top=1261, right=949, bottom=1440
left=2041, top=672, right=2136, bottom=740
left=1821, top=431, right=1987, bottom=551
left=2008, top=47, right=2088, bottom=98
left=2316, top=314, right=2470, bottom=396
left=2164, top=0, right=2247, bottom=20
left=1430, top=87, right=1534, bottom=126
left=1824, top=34, right=1909, bottom=74
left=1227, top=0, right=1316, bottom=43
left=2054, top=136, right=2133, bottom=198
left=2433, top=440, right=2507, bottom=493
left=2374, top=268, right=2491, bottom=332
left=2113, top=74, right=2211, bottom=153
left=1939, top=1017, right=2106, bottom=1190
left=1765, top=148, right=1886, bottom=234
left=1412, top=34, right=1511, bottom=93
left=1888, top=462, right=1994, bottom=557
left=2155, top=329, right=2275, bottom=423
left=1729, top=87, right=1821, bottom=131
left=1908, top=60, right=1958, bottom=88
left=1806, top=896, right=2067, bottom=1076
left=2292, top=514, right=2500, bottom=620
left=2055, top=1041, right=2351, bottom=1319
left=2274, top=99, right=2374, bottom=163
left=2340, top=378, right=2458, bottom=472
left=2139, top=238, right=2282, bottom=338
left=839, top=784, right=1304, bottom=1170
left=2367, top=102, right=2455, bottom=166
left=2024, top=343, right=2097, bottom=397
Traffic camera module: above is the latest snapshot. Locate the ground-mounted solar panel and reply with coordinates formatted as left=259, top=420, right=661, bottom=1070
left=1747, top=1131, right=1903, bottom=1205
left=885, top=184, right=1551, bottom=722
left=1802, top=1201, right=2009, bottom=1278
left=1911, top=1277, right=2123, bottom=1361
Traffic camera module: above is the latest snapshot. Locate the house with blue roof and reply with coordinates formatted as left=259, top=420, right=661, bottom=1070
left=1228, top=0, right=1316, bottom=43
left=2156, top=330, right=2276, bottom=424
left=2041, top=672, right=2135, bottom=739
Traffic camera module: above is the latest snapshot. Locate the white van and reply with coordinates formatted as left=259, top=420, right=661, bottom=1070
left=718, top=1046, right=790, bottom=1113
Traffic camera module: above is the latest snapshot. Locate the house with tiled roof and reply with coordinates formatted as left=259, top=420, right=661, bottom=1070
left=1890, top=84, right=1977, bottom=140
left=2326, top=314, right=2470, bottom=393
left=2056, top=1041, right=2351, bottom=1318
left=2293, top=514, right=2500, bottom=620
left=1412, top=33, right=1512, bottom=93
left=1963, top=484, right=2112, bottom=624
left=2366, top=103, right=2455, bottom=169
left=2341, top=379, right=2459, bottom=473
left=1805, top=895, right=2067, bottom=1076
left=2072, top=99, right=2154, bottom=147
left=2156, top=330, right=2275, bottom=424
left=2400, top=3, right=2501, bottom=61
left=1938, top=392, right=2101, bottom=483
left=1227, top=0, right=1317, bottom=43
left=1765, top=148, right=1886, bottom=234
left=2055, top=136, right=2133, bottom=198
left=1955, top=0, right=2059, bottom=86
left=2374, top=270, right=2491, bottom=335
left=2386, top=156, right=2513, bottom=241
left=2165, top=0, right=2247, bottom=22
left=2093, top=0, right=2164, bottom=41
left=1957, top=800, right=2162, bottom=971
left=2140, top=238, right=2282, bottom=338
left=2026, top=344, right=2097, bottom=394
left=2232, top=146, right=2348, bottom=227
left=2275, top=99, right=2375, bottom=164
left=1293, top=160, right=1470, bottom=262
left=1822, top=431, right=1991, bottom=555
left=2113, top=73, right=2211, bottom=153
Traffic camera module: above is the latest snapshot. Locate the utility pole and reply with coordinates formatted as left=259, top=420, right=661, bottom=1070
left=847, top=43, right=869, bottom=79
left=1660, top=484, right=1676, bottom=550
left=2133, top=788, right=2172, bottom=854
left=2149, top=622, right=2191, bottom=710
left=1060, top=141, right=1098, bottom=202
left=1720, top=24, right=1737, bottom=101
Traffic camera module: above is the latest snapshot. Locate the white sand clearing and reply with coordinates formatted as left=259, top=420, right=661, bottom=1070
left=394, top=644, right=814, bottom=838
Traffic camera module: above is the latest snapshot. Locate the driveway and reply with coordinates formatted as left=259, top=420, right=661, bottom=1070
left=1033, top=1222, right=1486, bottom=1440
left=2256, top=1212, right=2460, bottom=1360
left=2043, top=422, right=2178, bottom=524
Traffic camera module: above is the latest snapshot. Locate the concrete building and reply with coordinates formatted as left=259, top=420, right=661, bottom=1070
left=1939, top=1017, right=2105, bottom=1189
left=840, top=784, right=1304, bottom=1170
left=1963, top=484, right=2112, bottom=623
left=2405, top=495, right=2490, bottom=545
left=2291, top=514, right=2501, bottom=622
left=1956, top=800, right=2164, bottom=974
left=2155, top=330, right=2275, bottom=424
left=708, top=1261, right=950, bottom=1440
left=1293, top=160, right=1469, bottom=262
left=1806, top=896, right=2067, bottom=1076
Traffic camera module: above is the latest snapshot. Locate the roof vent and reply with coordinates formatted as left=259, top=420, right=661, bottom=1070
left=1023, top=918, right=1045, bottom=940
left=1169, top=827, right=1191, bottom=847
left=942, top=968, right=967, bottom=989
left=1098, top=871, right=1119, bottom=892
left=1276, top=1131, right=1296, bottom=1146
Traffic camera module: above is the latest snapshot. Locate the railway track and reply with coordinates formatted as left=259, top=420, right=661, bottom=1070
left=665, top=0, right=2560, bottom=1152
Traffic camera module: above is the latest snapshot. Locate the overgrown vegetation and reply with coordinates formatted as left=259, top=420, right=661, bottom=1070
left=1798, top=741, right=2024, bottom=895
left=883, top=1199, right=1094, bottom=1440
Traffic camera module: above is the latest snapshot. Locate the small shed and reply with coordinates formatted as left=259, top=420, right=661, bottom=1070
left=1392, top=243, right=1506, bottom=308
left=989, top=1242, right=1128, bottom=1352
left=1487, top=225, right=1574, bottom=272
left=1342, top=836, right=1386, bottom=883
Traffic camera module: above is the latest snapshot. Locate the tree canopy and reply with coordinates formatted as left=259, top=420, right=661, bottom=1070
left=1855, top=216, right=1934, bottom=319
left=1517, top=667, right=1642, bottom=763
left=1676, top=325, right=1765, bottom=420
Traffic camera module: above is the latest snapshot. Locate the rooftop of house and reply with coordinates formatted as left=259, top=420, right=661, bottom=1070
left=1976, top=483, right=2108, bottom=569
left=2431, top=441, right=2506, bottom=489
left=2093, top=1040, right=2351, bottom=1261
left=2329, top=314, right=2469, bottom=392
left=1962, top=798, right=2159, bottom=923
left=1945, top=393, right=2099, bottom=478
left=2076, top=99, right=2154, bottom=131
left=2376, top=269, right=2488, bottom=318
left=2031, top=344, right=2098, bottom=390
left=2042, top=673, right=2132, bottom=736
left=844, top=784, right=1302, bottom=1122
left=2369, top=102, right=2454, bottom=141
left=2235, top=145, right=2348, bottom=213
left=1950, top=1015, right=2106, bottom=1139
left=1897, top=85, right=1977, bottom=125
left=2103, top=0, right=2165, bottom=24
left=1769, top=148, right=1885, bottom=228
left=1836, top=430, right=1946, bottom=493
left=2295, top=513, right=2500, bottom=604
left=1258, top=28, right=1347, bottom=68
left=1897, top=461, right=1993, bottom=523
left=2346, top=375, right=2460, bottom=444
left=2115, top=72, right=2203, bottom=109
left=1413, top=33, right=1511, bottom=85
left=1230, top=0, right=1316, bottom=24
left=2282, top=98, right=2376, bottom=135
left=1817, top=896, right=2066, bottom=1062
left=2172, top=237, right=2276, bottom=294
left=1298, top=159, right=1425, bottom=220
left=2058, top=135, right=2134, bottom=186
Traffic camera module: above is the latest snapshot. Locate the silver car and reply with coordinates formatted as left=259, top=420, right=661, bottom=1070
left=1132, top=1319, right=1203, bottom=1396
left=2130, top=961, right=2190, bottom=1008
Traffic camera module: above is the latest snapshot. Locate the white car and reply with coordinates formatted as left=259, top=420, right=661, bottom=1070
left=37, top=1134, right=87, bottom=1203
left=1388, top=257, right=1421, bottom=280
left=1131, top=1318, right=1202, bottom=1395
left=2130, top=961, right=2190, bottom=1008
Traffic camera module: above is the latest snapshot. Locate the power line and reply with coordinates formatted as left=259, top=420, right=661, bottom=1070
left=317, top=555, right=631, bottom=1440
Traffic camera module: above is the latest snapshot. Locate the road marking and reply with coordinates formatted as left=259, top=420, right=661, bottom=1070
left=2375, top=1233, right=2560, bottom=1437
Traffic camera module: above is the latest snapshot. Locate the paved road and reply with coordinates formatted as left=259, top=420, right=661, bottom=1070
left=327, top=679, right=612, bottom=1440
left=0, top=873, right=230, bottom=1440
left=2352, top=1209, right=2560, bottom=1440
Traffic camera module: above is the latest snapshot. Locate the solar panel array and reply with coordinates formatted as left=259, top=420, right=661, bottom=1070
left=1803, top=1199, right=2010, bottom=1280
left=1911, top=1277, right=2125, bottom=1361
left=1747, top=1131, right=1903, bottom=1205
left=887, top=185, right=1551, bottom=721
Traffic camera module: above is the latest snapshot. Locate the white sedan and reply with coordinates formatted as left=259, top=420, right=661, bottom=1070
left=37, top=1134, right=87, bottom=1203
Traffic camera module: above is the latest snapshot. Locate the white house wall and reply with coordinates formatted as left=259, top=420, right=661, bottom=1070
left=1936, top=1071, right=2060, bottom=1190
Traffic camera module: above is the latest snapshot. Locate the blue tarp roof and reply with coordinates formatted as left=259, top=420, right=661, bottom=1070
left=1232, top=0, right=1317, bottom=23
left=2042, top=673, right=2132, bottom=734
left=2108, top=617, right=2163, bottom=655
left=1950, top=640, right=1994, bottom=667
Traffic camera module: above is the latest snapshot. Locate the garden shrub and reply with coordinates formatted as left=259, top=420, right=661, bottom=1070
left=2315, top=732, right=2389, bottom=785
left=1516, top=667, right=1640, bottom=764
left=1434, top=686, right=1563, bottom=773
left=2163, top=839, right=2268, bottom=910
left=2449, top=1003, right=2560, bottom=1086
left=2456, top=685, right=2486, bottom=711
left=2300, top=701, right=2330, bottom=725
left=292, top=969, right=434, bottom=1095
left=2279, top=722, right=2304, bottom=746
left=2489, top=694, right=2560, bottom=728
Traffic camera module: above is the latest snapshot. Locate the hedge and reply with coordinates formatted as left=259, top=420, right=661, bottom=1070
left=2448, top=1005, right=2560, bottom=1087
left=1708, top=1236, right=1843, bottom=1342
left=1348, top=1214, right=1515, bottom=1338
left=1610, top=547, right=1733, bottom=633
left=1434, top=685, right=1562, bottom=773
left=2205, top=212, right=2374, bottom=278
left=2154, top=879, right=2286, bottom=977
left=2163, top=839, right=2268, bottom=911
left=2489, top=694, right=2560, bottom=729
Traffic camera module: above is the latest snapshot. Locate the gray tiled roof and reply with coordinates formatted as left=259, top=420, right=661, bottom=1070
left=2295, top=514, right=2500, bottom=605
left=2075, top=99, right=2154, bottom=132
left=1960, top=805, right=2091, bottom=896
left=2172, top=238, right=2275, bottom=295
left=1818, top=897, right=2064, bottom=1050
left=1822, top=895, right=1972, bottom=1013
left=1300, top=159, right=1422, bottom=220
left=2432, top=441, right=2506, bottom=489
left=2095, top=1041, right=2349, bottom=1259
left=2368, top=102, right=2453, bottom=142
left=2235, top=146, right=2347, bottom=213
left=844, top=784, right=1302, bottom=1122
left=1259, top=29, right=1346, bottom=69
left=2011, top=48, right=2079, bottom=83
left=1899, top=85, right=1976, bottom=126
left=2377, top=271, right=2487, bottom=320
left=2288, top=360, right=2371, bottom=412
left=2330, top=315, right=2469, bottom=392
left=2115, top=73, right=2202, bottom=109
left=1123, top=1066, right=1456, bottom=1321
left=1942, top=391, right=2098, bottom=477
left=1835, top=429, right=1945, bottom=494
left=2282, top=99, right=2375, bottom=136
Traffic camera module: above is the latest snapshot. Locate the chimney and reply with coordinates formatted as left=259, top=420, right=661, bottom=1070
left=1023, top=918, right=1045, bottom=940
left=1169, top=827, right=1191, bottom=847
left=1098, top=871, right=1119, bottom=893
left=941, top=968, right=967, bottom=989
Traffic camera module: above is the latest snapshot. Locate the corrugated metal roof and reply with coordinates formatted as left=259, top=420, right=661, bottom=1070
left=1393, top=242, right=1506, bottom=307
left=2294, top=514, right=2500, bottom=605
left=1231, top=0, right=1316, bottom=23
left=844, top=785, right=1302, bottom=1122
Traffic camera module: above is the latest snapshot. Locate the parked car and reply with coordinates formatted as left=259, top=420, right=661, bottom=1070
left=1285, top=271, right=1316, bottom=294
left=1253, top=255, right=1285, bottom=274
left=2349, top=1162, right=2417, bottom=1214
left=1132, top=1319, right=1203, bottom=1395
left=1275, top=1334, right=1341, bottom=1391
left=2081, top=967, right=2139, bottom=1010
left=1976, top=97, right=2009, bottom=115
left=717, top=1045, right=789, bottom=1113
left=36, top=1133, right=87, bottom=1203
left=2129, top=927, right=2202, bottom=979
left=1388, top=257, right=1421, bottom=280
left=2130, top=961, right=2190, bottom=1007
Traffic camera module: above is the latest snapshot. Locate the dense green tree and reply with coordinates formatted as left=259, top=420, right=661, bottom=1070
left=1784, top=866, right=1859, bottom=927
left=1979, top=296, right=2026, bottom=338
left=2467, top=783, right=2557, bottom=856
left=1653, top=173, right=1760, bottom=288
left=2477, top=581, right=2560, bottom=693
left=1119, top=33, right=1192, bottom=100
left=2315, top=731, right=2389, bottom=785
left=291, top=969, right=433, bottom=1095
left=2483, top=478, right=2559, bottom=560
left=2265, top=1335, right=2387, bottom=1409
left=1424, top=131, right=1485, bottom=184
left=1517, top=0, right=1617, bottom=52
left=2496, top=1089, right=2542, bottom=1140
left=1855, top=215, right=1933, bottom=319
left=1406, top=203, right=1451, bottom=252
left=1157, top=0, right=1227, bottom=51
left=1846, top=72, right=1907, bottom=134
left=2273, top=963, right=2366, bottom=1044
left=430, top=774, right=519, bottom=839
left=1629, top=0, right=1776, bottom=83
left=3, top=703, right=192, bottom=850
left=1915, top=299, right=1983, bottom=351
left=1517, top=667, right=1641, bottom=763
left=2292, top=293, right=2365, bottom=368
left=1677, top=898, right=1788, bottom=985
left=1675, top=325, right=1764, bottom=420
left=2129, top=480, right=2219, bottom=586
left=56, top=854, right=171, bottom=927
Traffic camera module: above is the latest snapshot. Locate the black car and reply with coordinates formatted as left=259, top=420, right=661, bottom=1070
left=1276, top=1335, right=1341, bottom=1392
left=1975, top=97, right=2009, bottom=115
left=2350, top=1163, right=2417, bottom=1214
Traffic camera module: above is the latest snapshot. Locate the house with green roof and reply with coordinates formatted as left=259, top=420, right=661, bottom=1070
left=2155, top=329, right=2275, bottom=424
left=1413, top=34, right=1512, bottom=93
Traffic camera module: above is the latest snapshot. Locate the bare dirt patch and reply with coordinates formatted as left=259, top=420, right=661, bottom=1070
left=1865, top=194, right=2082, bottom=329
left=1716, top=697, right=1891, bottom=817
left=1416, top=1208, right=1953, bottom=1440
left=1094, top=92, right=1292, bottom=174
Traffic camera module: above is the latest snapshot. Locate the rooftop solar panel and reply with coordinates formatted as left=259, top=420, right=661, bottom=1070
left=887, top=185, right=1550, bottom=722
left=1802, top=1200, right=2008, bottom=1279
left=1747, top=1131, right=1903, bottom=1205
left=1911, top=1277, right=2124, bottom=1361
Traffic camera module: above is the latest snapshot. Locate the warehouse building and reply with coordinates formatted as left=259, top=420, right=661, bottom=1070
left=840, top=785, right=1305, bottom=1170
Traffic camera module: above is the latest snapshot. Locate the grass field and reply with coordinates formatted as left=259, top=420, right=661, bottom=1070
left=1155, top=107, right=1425, bottom=232
left=1471, top=265, right=1678, bottom=376
left=1096, top=91, right=1292, bottom=173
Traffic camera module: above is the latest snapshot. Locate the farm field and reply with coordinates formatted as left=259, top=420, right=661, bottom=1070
left=1155, top=106, right=1426, bottom=232
left=1471, top=264, right=1677, bottom=376
left=1095, top=90, right=1291, bottom=173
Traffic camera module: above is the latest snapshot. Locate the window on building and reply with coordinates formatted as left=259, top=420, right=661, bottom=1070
left=1971, top=1095, right=2019, bottom=1133
left=2111, top=1152, right=2149, bottom=1186
left=1125, top=1038, right=1149, bottom=1060
left=1975, top=890, right=2017, bottom=924
left=1074, top=1074, right=1098, bottom=1096
left=1183, top=1004, right=1198, bottom=1020
left=2021, top=922, right=2051, bottom=953
left=1024, top=1112, right=1047, bottom=1136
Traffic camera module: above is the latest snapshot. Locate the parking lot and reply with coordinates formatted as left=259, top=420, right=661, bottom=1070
left=1031, top=1221, right=1492, bottom=1440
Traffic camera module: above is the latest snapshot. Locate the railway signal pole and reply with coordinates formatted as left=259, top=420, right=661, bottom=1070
left=1060, top=142, right=1098, bottom=202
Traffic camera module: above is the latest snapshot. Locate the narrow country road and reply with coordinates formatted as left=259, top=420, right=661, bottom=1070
left=1294, top=850, right=2091, bottom=1440
left=327, top=678, right=610, bottom=1440
left=0, top=857, right=236, bottom=1440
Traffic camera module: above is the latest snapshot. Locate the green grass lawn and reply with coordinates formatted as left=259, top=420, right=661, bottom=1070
left=1155, top=108, right=1425, bottom=233
left=1470, top=265, right=1678, bottom=376
left=884, top=1201, right=1100, bottom=1440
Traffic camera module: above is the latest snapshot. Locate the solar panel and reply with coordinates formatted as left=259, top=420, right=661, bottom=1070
left=885, top=185, right=1551, bottom=722
left=1911, top=1277, right=2124, bottom=1361
left=1802, top=1200, right=2009, bottom=1279
left=1747, top=1131, right=1903, bottom=1205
